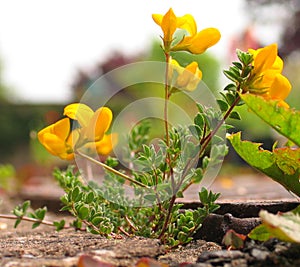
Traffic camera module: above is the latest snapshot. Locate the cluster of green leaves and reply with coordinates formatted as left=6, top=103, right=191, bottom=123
left=18, top=109, right=220, bottom=248
left=50, top=164, right=220, bottom=247
left=189, top=103, right=228, bottom=161
left=98, top=114, right=222, bottom=247
left=223, top=50, right=253, bottom=89
left=218, top=50, right=254, bottom=122
left=54, top=166, right=122, bottom=234
left=13, top=200, right=47, bottom=229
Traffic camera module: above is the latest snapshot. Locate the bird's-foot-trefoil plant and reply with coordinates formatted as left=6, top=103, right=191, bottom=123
left=2, top=8, right=300, bottom=248
left=222, top=43, right=300, bottom=244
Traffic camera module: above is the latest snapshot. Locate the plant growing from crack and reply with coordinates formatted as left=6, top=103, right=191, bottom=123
left=1, top=7, right=299, bottom=248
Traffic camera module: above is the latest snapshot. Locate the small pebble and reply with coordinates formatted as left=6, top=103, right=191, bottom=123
left=250, top=248, right=269, bottom=261
left=197, top=250, right=243, bottom=262
left=0, top=222, right=7, bottom=230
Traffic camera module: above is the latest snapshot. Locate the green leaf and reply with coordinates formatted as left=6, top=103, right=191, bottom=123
left=232, top=62, right=243, bottom=70
left=14, top=219, right=21, bottom=228
left=224, top=92, right=236, bottom=106
left=176, top=191, right=184, bottom=198
left=241, top=94, right=300, bottom=146
left=193, top=168, right=203, bottom=184
left=105, top=157, right=119, bottom=168
left=223, top=84, right=236, bottom=92
left=228, top=132, right=300, bottom=197
left=13, top=209, right=23, bottom=217
left=71, top=186, right=80, bottom=202
left=91, top=216, right=102, bottom=226
left=223, top=70, right=240, bottom=83
left=249, top=209, right=300, bottom=243
left=196, top=103, right=204, bottom=113
left=199, top=188, right=208, bottom=203
left=144, top=194, right=156, bottom=202
left=78, top=205, right=89, bottom=220
left=248, top=224, right=272, bottom=242
left=85, top=192, right=95, bottom=204
left=236, top=49, right=253, bottom=65
left=194, top=113, right=205, bottom=129
left=181, top=226, right=190, bottom=233
left=53, top=220, right=65, bottom=231
left=273, top=147, right=300, bottom=175
left=188, top=125, right=202, bottom=139
left=22, top=200, right=30, bottom=212
left=217, top=99, right=229, bottom=112
left=34, top=207, right=47, bottom=220
left=32, top=222, right=41, bottom=229
left=229, top=111, right=241, bottom=120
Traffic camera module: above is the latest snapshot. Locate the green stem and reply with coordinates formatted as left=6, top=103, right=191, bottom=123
left=164, top=52, right=171, bottom=147
left=75, top=150, right=149, bottom=189
left=163, top=52, right=176, bottom=196
left=0, top=214, right=72, bottom=229
left=156, top=51, right=178, bottom=241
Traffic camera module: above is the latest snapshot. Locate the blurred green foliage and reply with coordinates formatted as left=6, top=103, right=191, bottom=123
left=0, top=104, right=63, bottom=163
left=0, top=58, right=10, bottom=102
left=0, top=163, right=15, bottom=191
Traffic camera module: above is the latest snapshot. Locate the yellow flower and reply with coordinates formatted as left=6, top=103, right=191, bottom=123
left=38, top=103, right=116, bottom=160
left=269, top=74, right=291, bottom=108
left=170, top=59, right=202, bottom=91
left=173, top=28, right=221, bottom=54
left=152, top=8, right=178, bottom=48
left=247, top=44, right=291, bottom=107
left=95, top=133, right=118, bottom=155
left=152, top=8, right=220, bottom=54
left=64, top=103, right=112, bottom=143
left=37, top=118, right=78, bottom=160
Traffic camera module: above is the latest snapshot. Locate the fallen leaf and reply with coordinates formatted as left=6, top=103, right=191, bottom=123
left=78, top=254, right=116, bottom=267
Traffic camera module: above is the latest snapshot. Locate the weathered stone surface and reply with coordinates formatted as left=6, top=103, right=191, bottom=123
left=0, top=230, right=166, bottom=267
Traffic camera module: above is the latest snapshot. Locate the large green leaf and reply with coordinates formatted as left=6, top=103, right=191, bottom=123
left=241, top=94, right=300, bottom=147
left=249, top=207, right=300, bottom=243
left=227, top=132, right=300, bottom=197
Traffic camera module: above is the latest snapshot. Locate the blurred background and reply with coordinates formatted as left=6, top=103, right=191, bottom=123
left=0, top=0, right=300, bottom=194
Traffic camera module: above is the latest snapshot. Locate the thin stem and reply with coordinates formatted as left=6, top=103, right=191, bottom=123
left=164, top=52, right=171, bottom=147
left=0, top=214, right=71, bottom=229
left=158, top=194, right=176, bottom=240
left=163, top=52, right=176, bottom=188
left=125, top=215, right=138, bottom=231
left=199, top=95, right=241, bottom=156
left=158, top=52, right=179, bottom=241
left=118, top=226, right=131, bottom=237
left=75, top=150, right=149, bottom=189
left=153, top=168, right=163, bottom=212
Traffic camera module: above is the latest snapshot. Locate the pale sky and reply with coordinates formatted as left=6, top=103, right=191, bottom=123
left=0, top=0, right=248, bottom=103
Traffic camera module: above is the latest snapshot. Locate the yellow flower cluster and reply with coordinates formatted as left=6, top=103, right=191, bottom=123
left=152, top=8, right=221, bottom=54
left=169, top=59, right=202, bottom=92
left=153, top=8, right=220, bottom=92
left=247, top=44, right=291, bottom=108
left=38, top=103, right=117, bottom=160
